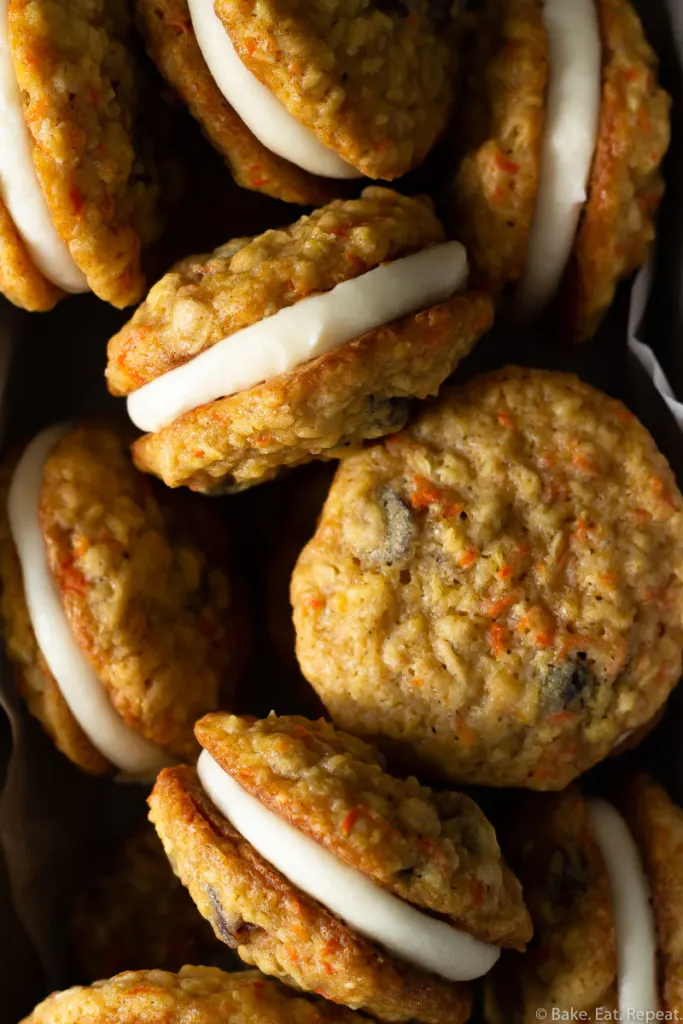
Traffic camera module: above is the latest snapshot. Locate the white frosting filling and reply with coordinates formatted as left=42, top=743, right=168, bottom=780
left=0, top=1, right=89, bottom=293
left=197, top=749, right=500, bottom=982
left=127, top=242, right=468, bottom=434
left=587, top=799, right=659, bottom=1017
left=8, top=426, right=171, bottom=775
left=187, top=0, right=360, bottom=180
left=514, top=0, right=601, bottom=318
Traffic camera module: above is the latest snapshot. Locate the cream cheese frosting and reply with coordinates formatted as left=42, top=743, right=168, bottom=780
left=186, top=0, right=360, bottom=180
left=514, top=0, right=601, bottom=317
left=587, top=798, right=659, bottom=1017
left=127, top=241, right=469, bottom=434
left=0, top=2, right=89, bottom=293
left=8, top=426, right=171, bottom=774
left=197, top=748, right=501, bottom=983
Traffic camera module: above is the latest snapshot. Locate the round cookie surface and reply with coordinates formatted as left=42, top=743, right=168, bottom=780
left=196, top=712, right=531, bottom=945
left=292, top=367, right=683, bottom=789
left=8, top=0, right=160, bottom=307
left=21, top=967, right=366, bottom=1024
left=215, top=0, right=458, bottom=180
left=0, top=423, right=243, bottom=773
left=135, top=0, right=345, bottom=205
left=149, top=764, right=474, bottom=1024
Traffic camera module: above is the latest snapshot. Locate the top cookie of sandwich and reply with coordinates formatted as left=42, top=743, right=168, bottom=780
left=6, top=0, right=160, bottom=309
left=292, top=367, right=683, bottom=789
left=197, top=712, right=532, bottom=946
left=106, top=188, right=492, bottom=492
left=213, top=0, right=457, bottom=181
left=107, top=188, right=444, bottom=393
left=21, top=967, right=365, bottom=1024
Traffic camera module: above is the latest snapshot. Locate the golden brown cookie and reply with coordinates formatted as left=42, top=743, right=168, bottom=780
left=564, top=0, right=671, bottom=341
left=107, top=188, right=494, bottom=492
left=21, top=967, right=367, bottom=1024
left=448, top=0, right=670, bottom=340
left=484, top=788, right=617, bottom=1023
left=149, top=764, right=474, bottom=1024
left=148, top=711, right=532, bottom=1021
left=196, top=712, right=532, bottom=945
left=135, top=0, right=345, bottom=205
left=623, top=775, right=683, bottom=1016
left=216, top=0, right=458, bottom=180
left=0, top=422, right=243, bottom=774
left=292, top=367, right=683, bottom=789
left=449, top=0, right=547, bottom=292
left=7, top=0, right=160, bottom=308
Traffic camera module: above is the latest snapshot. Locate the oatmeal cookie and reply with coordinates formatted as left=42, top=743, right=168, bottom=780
left=292, top=367, right=683, bottom=788
left=448, top=0, right=670, bottom=340
left=8, top=0, right=160, bottom=307
left=149, top=764, right=475, bottom=1023
left=21, top=967, right=366, bottom=1024
left=106, top=188, right=493, bottom=491
left=622, top=775, right=683, bottom=1015
left=484, top=788, right=617, bottom=1023
left=0, top=422, right=243, bottom=774
left=196, top=712, right=531, bottom=945
left=135, top=0, right=344, bottom=205
left=564, top=0, right=671, bottom=341
left=0, top=197, right=63, bottom=312
left=215, top=0, right=458, bottom=180
left=449, top=0, right=547, bottom=292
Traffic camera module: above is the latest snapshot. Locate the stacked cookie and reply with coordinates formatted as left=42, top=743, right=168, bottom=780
left=2, top=2, right=682, bottom=1024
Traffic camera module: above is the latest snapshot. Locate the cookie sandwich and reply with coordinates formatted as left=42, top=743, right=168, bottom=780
left=136, top=0, right=459, bottom=204
left=149, top=712, right=532, bottom=1023
left=485, top=777, right=683, bottom=1020
left=451, top=0, right=670, bottom=339
left=0, top=422, right=242, bottom=776
left=107, top=188, right=494, bottom=492
left=21, top=967, right=368, bottom=1024
left=0, top=0, right=160, bottom=311
left=292, top=367, right=683, bottom=788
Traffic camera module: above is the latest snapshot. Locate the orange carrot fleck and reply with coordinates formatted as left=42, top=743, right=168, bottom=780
left=342, top=807, right=362, bottom=834
left=549, top=711, right=576, bottom=725
left=572, top=452, right=596, bottom=474
left=497, top=411, right=514, bottom=429
left=410, top=475, right=441, bottom=510
left=535, top=632, right=555, bottom=647
left=489, top=623, right=508, bottom=657
left=487, top=596, right=514, bottom=618
left=305, top=596, right=324, bottom=611
left=497, top=564, right=513, bottom=579
left=411, top=677, right=424, bottom=688
left=456, top=717, right=474, bottom=745
left=459, top=548, right=477, bottom=568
